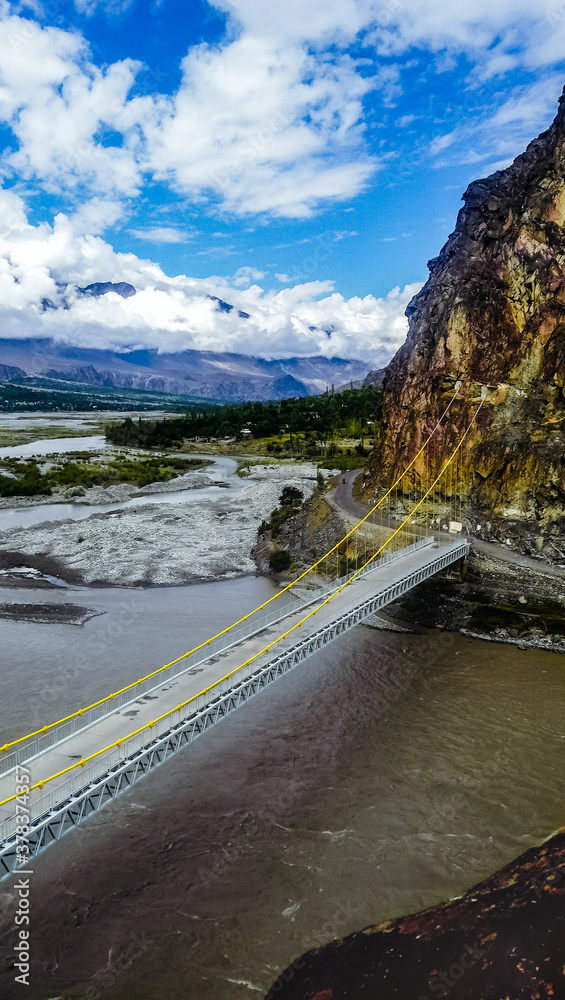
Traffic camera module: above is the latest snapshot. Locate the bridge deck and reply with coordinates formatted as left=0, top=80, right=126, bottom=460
left=0, top=535, right=468, bottom=876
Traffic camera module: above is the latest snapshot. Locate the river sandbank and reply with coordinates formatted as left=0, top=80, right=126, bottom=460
left=0, top=463, right=324, bottom=587
left=0, top=601, right=104, bottom=624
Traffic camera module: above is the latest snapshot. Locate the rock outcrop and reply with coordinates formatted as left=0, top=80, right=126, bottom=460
left=252, top=494, right=347, bottom=577
left=370, top=87, right=565, bottom=559
left=266, top=827, right=565, bottom=1000
left=0, top=363, right=25, bottom=382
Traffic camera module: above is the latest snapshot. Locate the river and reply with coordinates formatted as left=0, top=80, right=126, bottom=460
left=0, top=433, right=564, bottom=1000
left=0, top=437, right=240, bottom=531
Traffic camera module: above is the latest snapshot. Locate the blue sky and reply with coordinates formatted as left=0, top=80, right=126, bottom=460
left=0, top=0, right=565, bottom=364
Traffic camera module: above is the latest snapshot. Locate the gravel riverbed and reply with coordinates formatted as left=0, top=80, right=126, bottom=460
left=0, top=463, right=325, bottom=587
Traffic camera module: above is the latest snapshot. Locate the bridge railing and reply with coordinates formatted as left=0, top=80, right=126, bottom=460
left=0, top=537, right=434, bottom=778
left=0, top=536, right=467, bottom=845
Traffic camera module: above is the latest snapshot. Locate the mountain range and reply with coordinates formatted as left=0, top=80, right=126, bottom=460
left=0, top=338, right=369, bottom=402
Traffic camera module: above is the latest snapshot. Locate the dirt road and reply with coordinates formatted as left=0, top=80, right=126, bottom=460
left=329, top=468, right=565, bottom=583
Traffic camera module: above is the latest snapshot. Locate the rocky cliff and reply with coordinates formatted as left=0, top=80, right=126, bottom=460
left=371, top=87, right=565, bottom=559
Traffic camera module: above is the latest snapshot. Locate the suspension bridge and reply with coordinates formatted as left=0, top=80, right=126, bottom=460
left=0, top=387, right=482, bottom=881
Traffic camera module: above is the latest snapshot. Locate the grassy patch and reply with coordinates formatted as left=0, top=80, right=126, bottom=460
left=319, top=454, right=366, bottom=472
left=0, top=454, right=208, bottom=497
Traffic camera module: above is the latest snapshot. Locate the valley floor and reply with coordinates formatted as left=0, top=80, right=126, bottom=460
left=0, top=462, right=325, bottom=588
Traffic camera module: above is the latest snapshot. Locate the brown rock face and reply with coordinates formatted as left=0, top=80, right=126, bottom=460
left=371, top=87, right=565, bottom=557
left=265, top=828, right=565, bottom=1000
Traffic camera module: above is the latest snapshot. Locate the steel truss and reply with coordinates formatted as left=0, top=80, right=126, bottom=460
left=0, top=539, right=468, bottom=881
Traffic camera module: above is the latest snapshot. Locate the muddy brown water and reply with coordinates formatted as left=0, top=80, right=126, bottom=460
left=0, top=575, right=564, bottom=999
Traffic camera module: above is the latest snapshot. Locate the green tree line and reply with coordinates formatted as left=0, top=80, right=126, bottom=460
left=104, top=387, right=382, bottom=450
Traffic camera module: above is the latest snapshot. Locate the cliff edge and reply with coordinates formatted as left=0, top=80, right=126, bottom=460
left=370, top=86, right=565, bottom=559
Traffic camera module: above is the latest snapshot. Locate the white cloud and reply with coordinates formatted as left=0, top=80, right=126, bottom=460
left=0, top=188, right=417, bottom=365
left=73, top=0, right=135, bottom=14
left=196, top=244, right=237, bottom=258
left=276, top=273, right=291, bottom=282
left=395, top=113, right=416, bottom=127
left=369, top=0, right=565, bottom=77
left=69, top=198, right=126, bottom=236
left=232, top=266, right=266, bottom=286
left=1, top=2, right=565, bottom=224
left=430, top=76, right=565, bottom=170
left=129, top=226, right=195, bottom=243
left=143, top=32, right=377, bottom=217
left=0, top=3, right=380, bottom=219
left=0, top=11, right=147, bottom=198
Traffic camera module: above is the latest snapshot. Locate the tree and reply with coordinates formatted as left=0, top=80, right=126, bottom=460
left=279, top=486, right=303, bottom=507
left=269, top=548, right=291, bottom=573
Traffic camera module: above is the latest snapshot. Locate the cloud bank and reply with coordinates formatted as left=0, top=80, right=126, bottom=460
left=1, top=0, right=565, bottom=365
left=2, top=1, right=565, bottom=220
left=0, top=187, right=418, bottom=365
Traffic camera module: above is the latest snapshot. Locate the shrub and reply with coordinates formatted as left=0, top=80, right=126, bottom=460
left=269, top=548, right=291, bottom=573
left=279, top=485, right=303, bottom=507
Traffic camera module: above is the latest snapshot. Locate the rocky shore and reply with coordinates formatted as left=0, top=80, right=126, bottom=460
left=265, top=827, right=565, bottom=999
left=252, top=480, right=565, bottom=653
left=385, top=543, right=565, bottom=653
left=252, top=493, right=348, bottom=578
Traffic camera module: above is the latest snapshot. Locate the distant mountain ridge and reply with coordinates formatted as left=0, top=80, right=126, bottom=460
left=0, top=339, right=370, bottom=402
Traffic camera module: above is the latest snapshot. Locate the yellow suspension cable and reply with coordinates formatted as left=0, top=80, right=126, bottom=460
left=0, top=401, right=482, bottom=811
left=0, top=385, right=463, bottom=756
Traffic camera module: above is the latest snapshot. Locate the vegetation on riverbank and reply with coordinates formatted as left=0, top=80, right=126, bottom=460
left=104, top=387, right=381, bottom=469
left=255, top=486, right=305, bottom=574
left=259, top=485, right=304, bottom=539
left=0, top=453, right=207, bottom=497
left=0, top=425, right=95, bottom=449
left=469, top=594, right=565, bottom=636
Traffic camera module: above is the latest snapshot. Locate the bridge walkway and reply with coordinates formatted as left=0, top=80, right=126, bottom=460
left=0, top=535, right=467, bottom=849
